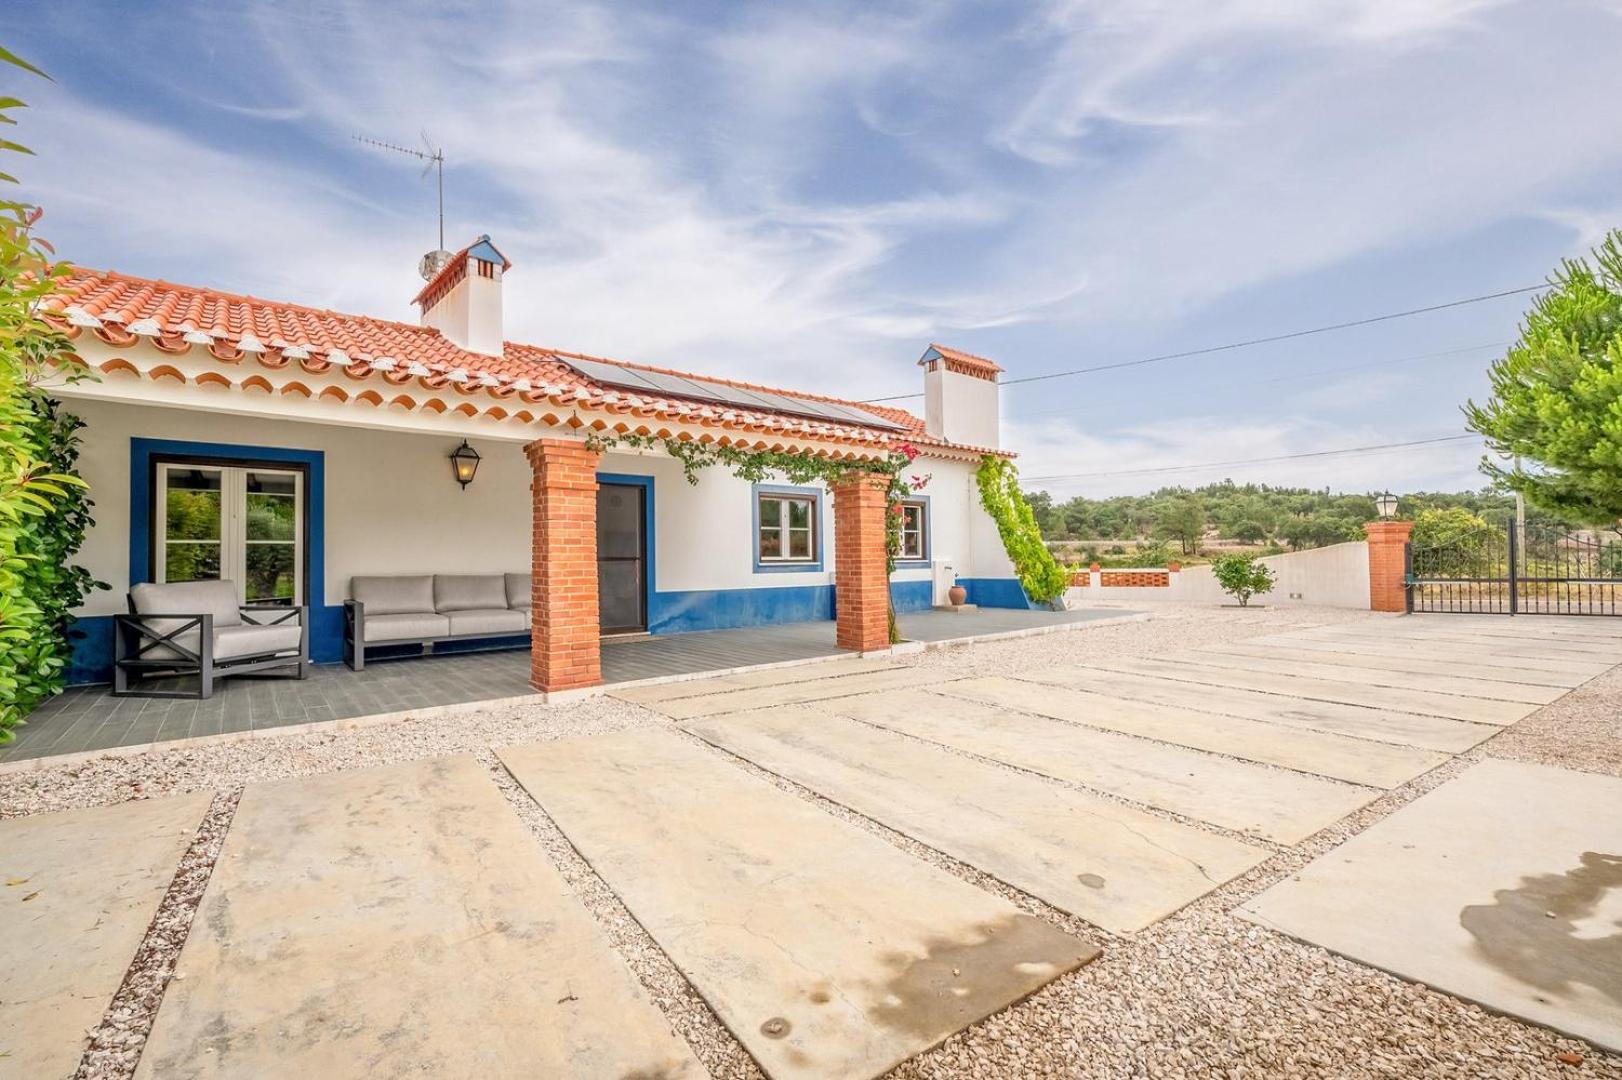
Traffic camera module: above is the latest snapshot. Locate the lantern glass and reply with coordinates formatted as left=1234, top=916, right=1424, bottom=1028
left=450, top=441, right=481, bottom=488
left=1374, top=491, right=1398, bottom=518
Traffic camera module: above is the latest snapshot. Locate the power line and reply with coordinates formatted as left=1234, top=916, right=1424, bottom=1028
left=1011, top=340, right=1508, bottom=425
left=862, top=284, right=1542, bottom=402
left=1023, top=433, right=1482, bottom=485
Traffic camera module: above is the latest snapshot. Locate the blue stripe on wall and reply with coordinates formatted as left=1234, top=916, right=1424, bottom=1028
left=958, top=577, right=1036, bottom=609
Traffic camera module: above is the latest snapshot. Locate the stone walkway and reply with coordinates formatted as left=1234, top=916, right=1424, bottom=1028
left=3, top=612, right=1620, bottom=1077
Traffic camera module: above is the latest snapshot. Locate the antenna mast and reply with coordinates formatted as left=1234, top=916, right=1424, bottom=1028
left=353, top=132, right=446, bottom=251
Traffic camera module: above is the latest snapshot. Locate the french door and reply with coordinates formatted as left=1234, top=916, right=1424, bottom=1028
left=155, top=462, right=305, bottom=606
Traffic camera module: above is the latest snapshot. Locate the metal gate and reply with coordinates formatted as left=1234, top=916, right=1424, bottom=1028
left=1407, top=522, right=1622, bottom=615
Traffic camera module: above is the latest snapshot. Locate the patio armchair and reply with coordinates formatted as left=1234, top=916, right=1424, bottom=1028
left=113, top=580, right=309, bottom=699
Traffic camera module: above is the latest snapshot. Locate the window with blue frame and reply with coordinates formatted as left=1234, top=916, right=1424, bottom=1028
left=898, top=500, right=927, bottom=561
left=757, top=491, right=819, bottom=564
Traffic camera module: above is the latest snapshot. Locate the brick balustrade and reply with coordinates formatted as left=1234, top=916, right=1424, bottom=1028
left=525, top=438, right=603, bottom=693
left=1365, top=519, right=1414, bottom=613
left=832, top=471, right=892, bottom=652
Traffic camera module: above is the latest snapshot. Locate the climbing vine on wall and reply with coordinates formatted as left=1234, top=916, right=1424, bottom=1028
left=583, top=432, right=928, bottom=642
left=975, top=455, right=1069, bottom=605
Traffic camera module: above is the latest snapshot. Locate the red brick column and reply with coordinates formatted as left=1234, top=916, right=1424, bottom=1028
left=832, top=471, right=892, bottom=652
left=1365, top=520, right=1414, bottom=613
left=525, top=438, right=603, bottom=693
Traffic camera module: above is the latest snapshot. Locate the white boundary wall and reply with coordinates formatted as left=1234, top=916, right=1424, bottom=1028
left=1068, top=542, right=1370, bottom=609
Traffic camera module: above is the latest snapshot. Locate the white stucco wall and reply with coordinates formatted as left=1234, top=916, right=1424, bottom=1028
left=1066, top=542, right=1372, bottom=609
left=67, top=397, right=1012, bottom=618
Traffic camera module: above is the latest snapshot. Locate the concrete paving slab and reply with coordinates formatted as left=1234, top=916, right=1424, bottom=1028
left=1182, top=648, right=1565, bottom=705
left=1245, top=633, right=1610, bottom=679
left=1080, top=656, right=1537, bottom=725
left=1286, top=627, right=1621, bottom=666
left=1020, top=666, right=1498, bottom=753
left=499, top=729, right=1097, bottom=1080
left=1415, top=615, right=1622, bottom=641
left=643, top=666, right=945, bottom=719
left=937, top=677, right=1448, bottom=789
left=1, top=794, right=210, bottom=1080
left=1195, top=644, right=1575, bottom=697
left=1240, top=758, right=1622, bottom=1053
left=823, top=690, right=1377, bottom=844
left=1394, top=622, right=1622, bottom=646
left=685, top=707, right=1268, bottom=934
left=137, top=756, right=700, bottom=1079
left=611, top=656, right=898, bottom=704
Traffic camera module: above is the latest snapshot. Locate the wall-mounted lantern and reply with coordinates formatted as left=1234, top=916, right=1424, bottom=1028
left=1374, top=491, right=1399, bottom=519
left=450, top=440, right=481, bottom=489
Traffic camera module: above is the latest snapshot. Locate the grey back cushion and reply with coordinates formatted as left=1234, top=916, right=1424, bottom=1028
left=505, top=572, right=531, bottom=609
left=352, top=575, right=435, bottom=616
left=131, top=580, right=242, bottom=627
left=434, top=574, right=508, bottom=613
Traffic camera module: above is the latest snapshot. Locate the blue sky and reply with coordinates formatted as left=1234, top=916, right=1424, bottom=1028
left=11, top=1, right=1622, bottom=497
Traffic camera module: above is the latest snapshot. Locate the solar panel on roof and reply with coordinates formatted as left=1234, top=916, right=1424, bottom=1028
left=554, top=356, right=901, bottom=430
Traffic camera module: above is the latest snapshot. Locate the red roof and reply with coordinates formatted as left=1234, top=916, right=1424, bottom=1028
left=44, top=267, right=995, bottom=456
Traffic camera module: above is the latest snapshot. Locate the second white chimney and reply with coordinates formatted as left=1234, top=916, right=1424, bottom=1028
left=415, top=234, right=509, bottom=357
left=919, top=343, right=1002, bottom=450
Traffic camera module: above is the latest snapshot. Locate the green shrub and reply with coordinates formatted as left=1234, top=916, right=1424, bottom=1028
left=1211, top=553, right=1275, bottom=607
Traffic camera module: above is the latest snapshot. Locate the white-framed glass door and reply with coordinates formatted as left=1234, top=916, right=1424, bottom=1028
left=156, top=462, right=304, bottom=606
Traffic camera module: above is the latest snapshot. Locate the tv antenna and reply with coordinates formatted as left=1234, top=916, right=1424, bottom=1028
left=354, top=132, right=450, bottom=276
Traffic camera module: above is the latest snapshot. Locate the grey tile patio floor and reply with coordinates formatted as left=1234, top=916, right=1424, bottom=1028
left=1, top=607, right=1127, bottom=764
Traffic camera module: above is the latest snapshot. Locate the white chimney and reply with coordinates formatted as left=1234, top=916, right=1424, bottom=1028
left=919, top=343, right=1002, bottom=449
left=415, top=234, right=509, bottom=357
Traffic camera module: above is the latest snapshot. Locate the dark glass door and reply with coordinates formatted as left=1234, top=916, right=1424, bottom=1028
left=597, top=483, right=647, bottom=633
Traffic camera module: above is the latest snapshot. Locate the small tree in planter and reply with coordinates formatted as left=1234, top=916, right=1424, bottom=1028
left=1211, top=553, right=1275, bottom=607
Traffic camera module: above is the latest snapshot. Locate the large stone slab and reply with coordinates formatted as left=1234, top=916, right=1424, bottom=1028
left=138, top=756, right=700, bottom=1079
left=1245, top=635, right=1607, bottom=681
left=1368, top=626, right=1622, bottom=655
left=1020, top=666, right=1497, bottom=753
left=685, top=707, right=1268, bottom=934
left=1180, top=647, right=1563, bottom=705
left=1241, top=759, right=1622, bottom=1052
left=824, top=690, right=1377, bottom=844
left=1196, top=643, right=1576, bottom=697
left=641, top=666, right=944, bottom=719
left=2, top=794, right=210, bottom=1080
left=1079, top=656, right=1537, bottom=725
left=612, top=657, right=898, bottom=705
left=1285, top=628, right=1620, bottom=667
left=938, top=677, right=1448, bottom=789
left=499, top=729, right=1096, bottom=1080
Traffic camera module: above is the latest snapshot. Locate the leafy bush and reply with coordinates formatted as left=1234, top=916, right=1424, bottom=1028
left=976, top=456, right=1069, bottom=605
left=0, top=52, right=101, bottom=740
left=1211, top=553, right=1275, bottom=607
left=1408, top=506, right=1495, bottom=578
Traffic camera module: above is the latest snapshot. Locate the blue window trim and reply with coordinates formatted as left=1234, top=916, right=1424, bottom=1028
left=751, top=483, right=826, bottom=573
left=130, top=437, right=326, bottom=605
left=894, top=492, right=933, bottom=570
left=595, top=472, right=656, bottom=623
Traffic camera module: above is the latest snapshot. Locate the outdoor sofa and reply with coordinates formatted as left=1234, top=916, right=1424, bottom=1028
left=343, top=573, right=531, bottom=670
left=113, top=580, right=309, bottom=699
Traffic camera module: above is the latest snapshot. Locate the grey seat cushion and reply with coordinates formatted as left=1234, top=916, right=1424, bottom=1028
left=129, top=580, right=244, bottom=659
left=435, top=574, right=509, bottom=613
left=505, top=573, right=531, bottom=609
left=363, top=612, right=451, bottom=643
left=213, top=623, right=303, bottom=660
left=352, top=576, right=435, bottom=616
left=446, top=608, right=528, bottom=637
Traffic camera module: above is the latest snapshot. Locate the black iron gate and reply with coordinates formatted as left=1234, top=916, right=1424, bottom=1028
left=1407, top=522, right=1622, bottom=615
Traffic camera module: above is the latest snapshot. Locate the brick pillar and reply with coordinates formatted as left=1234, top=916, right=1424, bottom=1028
left=832, top=471, right=892, bottom=652
left=1365, top=520, right=1414, bottom=613
left=525, top=438, right=603, bottom=693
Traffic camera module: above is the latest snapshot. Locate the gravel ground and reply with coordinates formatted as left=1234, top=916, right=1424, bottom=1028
left=3, top=604, right=1617, bottom=1079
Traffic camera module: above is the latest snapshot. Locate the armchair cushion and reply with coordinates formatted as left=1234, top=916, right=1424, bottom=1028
left=352, top=575, right=434, bottom=616
left=214, top=623, right=304, bottom=660
left=434, top=574, right=508, bottom=613
left=504, top=573, right=531, bottom=610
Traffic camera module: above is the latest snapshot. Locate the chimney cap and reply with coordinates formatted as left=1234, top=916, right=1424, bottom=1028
left=919, top=342, right=1003, bottom=374
left=413, top=234, right=513, bottom=307
left=465, top=234, right=512, bottom=270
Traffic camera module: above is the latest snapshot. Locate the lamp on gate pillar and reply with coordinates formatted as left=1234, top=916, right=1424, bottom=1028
left=450, top=440, right=481, bottom=489
left=1375, top=491, right=1398, bottom=519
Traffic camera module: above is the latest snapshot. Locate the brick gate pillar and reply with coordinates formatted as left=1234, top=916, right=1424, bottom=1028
left=832, top=471, right=892, bottom=652
left=1365, top=519, right=1414, bottom=613
left=525, top=437, right=603, bottom=694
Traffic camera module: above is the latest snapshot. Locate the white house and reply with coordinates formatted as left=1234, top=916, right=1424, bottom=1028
left=42, top=235, right=1026, bottom=694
